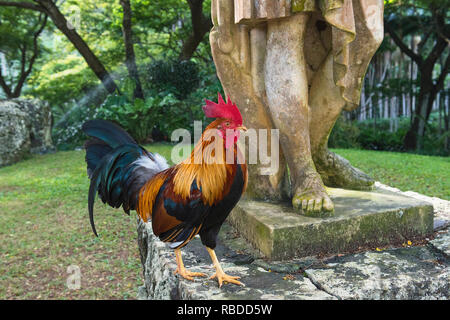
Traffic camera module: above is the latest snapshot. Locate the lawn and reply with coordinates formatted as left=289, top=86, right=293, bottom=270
left=332, top=148, right=449, bottom=200
left=0, top=144, right=173, bottom=299
left=0, top=145, right=448, bottom=299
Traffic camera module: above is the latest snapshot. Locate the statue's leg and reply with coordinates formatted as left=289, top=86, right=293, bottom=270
left=309, top=0, right=384, bottom=190
left=265, top=13, right=334, bottom=215
left=209, top=0, right=287, bottom=201
left=309, top=54, right=375, bottom=190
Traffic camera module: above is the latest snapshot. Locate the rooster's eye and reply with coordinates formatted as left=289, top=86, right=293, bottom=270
left=225, top=121, right=230, bottom=127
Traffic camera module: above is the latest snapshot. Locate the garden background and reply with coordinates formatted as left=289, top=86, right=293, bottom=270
left=0, top=0, right=448, bottom=299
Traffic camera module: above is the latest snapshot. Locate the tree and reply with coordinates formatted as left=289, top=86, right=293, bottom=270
left=0, top=0, right=120, bottom=94
left=384, top=0, right=449, bottom=151
left=120, top=0, right=144, bottom=99
left=179, top=0, right=212, bottom=61
left=0, top=7, right=48, bottom=98
left=130, top=0, right=212, bottom=61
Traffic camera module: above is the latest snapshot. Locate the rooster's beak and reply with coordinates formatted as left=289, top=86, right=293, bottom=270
left=237, top=126, right=247, bottom=132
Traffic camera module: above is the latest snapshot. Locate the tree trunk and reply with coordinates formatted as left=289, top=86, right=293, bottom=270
left=385, top=13, right=449, bottom=151
left=179, top=0, right=212, bottom=60
left=403, top=71, right=437, bottom=150
left=402, top=50, right=448, bottom=151
left=120, top=0, right=144, bottom=100
left=0, top=13, right=47, bottom=98
left=35, top=0, right=120, bottom=94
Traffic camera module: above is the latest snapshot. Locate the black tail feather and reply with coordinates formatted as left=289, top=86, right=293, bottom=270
left=82, top=120, right=168, bottom=236
left=84, top=138, right=113, bottom=178
left=82, top=119, right=137, bottom=148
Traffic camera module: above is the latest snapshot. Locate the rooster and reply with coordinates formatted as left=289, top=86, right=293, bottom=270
left=82, top=94, right=248, bottom=287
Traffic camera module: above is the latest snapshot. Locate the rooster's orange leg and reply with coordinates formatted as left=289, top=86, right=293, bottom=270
left=173, top=249, right=206, bottom=281
left=206, top=247, right=243, bottom=287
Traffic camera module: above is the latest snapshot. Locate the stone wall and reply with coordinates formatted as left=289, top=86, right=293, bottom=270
left=0, top=99, right=54, bottom=167
left=136, top=186, right=449, bottom=300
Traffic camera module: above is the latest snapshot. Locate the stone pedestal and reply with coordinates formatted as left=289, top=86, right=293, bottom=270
left=228, top=187, right=434, bottom=260
left=137, top=197, right=448, bottom=300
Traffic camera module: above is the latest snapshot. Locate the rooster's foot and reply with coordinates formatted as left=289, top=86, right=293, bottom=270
left=210, top=272, right=243, bottom=288
left=173, top=248, right=206, bottom=281
left=174, top=268, right=207, bottom=281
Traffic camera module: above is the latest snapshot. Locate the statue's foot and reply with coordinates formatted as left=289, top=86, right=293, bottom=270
left=292, top=171, right=334, bottom=217
left=315, top=149, right=374, bottom=191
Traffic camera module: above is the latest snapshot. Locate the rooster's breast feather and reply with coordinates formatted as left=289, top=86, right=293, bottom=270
left=136, top=144, right=247, bottom=250
left=156, top=177, right=211, bottom=248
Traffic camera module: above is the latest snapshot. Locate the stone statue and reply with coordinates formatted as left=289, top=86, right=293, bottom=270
left=210, top=0, right=384, bottom=216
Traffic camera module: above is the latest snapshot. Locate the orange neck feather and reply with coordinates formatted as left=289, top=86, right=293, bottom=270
left=173, top=120, right=239, bottom=206
left=137, top=120, right=245, bottom=222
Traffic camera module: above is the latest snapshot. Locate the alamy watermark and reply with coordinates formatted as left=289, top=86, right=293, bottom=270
left=170, top=121, right=280, bottom=175
left=66, top=265, right=81, bottom=290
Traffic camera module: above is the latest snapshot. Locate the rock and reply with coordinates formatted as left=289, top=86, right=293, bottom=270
left=0, top=99, right=54, bottom=166
left=434, top=219, right=450, bottom=232
left=14, top=99, right=54, bottom=154
left=137, top=219, right=336, bottom=300
left=375, top=182, right=450, bottom=231
left=229, top=187, right=434, bottom=260
left=0, top=100, right=31, bottom=167
left=305, top=246, right=449, bottom=300
left=430, top=229, right=450, bottom=257
left=136, top=187, right=449, bottom=300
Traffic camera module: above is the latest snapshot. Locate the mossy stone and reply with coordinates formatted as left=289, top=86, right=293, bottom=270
left=228, top=187, right=434, bottom=260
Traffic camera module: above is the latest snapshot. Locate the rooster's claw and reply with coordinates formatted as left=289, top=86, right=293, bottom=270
left=210, top=272, right=243, bottom=287
left=174, top=268, right=207, bottom=281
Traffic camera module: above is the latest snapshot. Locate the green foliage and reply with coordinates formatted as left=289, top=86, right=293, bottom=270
left=0, top=7, right=40, bottom=56
left=96, top=91, right=180, bottom=143
left=383, top=0, right=449, bottom=82
left=27, top=54, right=100, bottom=112
left=146, top=59, right=200, bottom=99
left=0, top=6, right=50, bottom=98
left=52, top=64, right=221, bottom=149
left=328, top=116, right=361, bottom=149
left=52, top=104, right=97, bottom=150
left=329, top=113, right=449, bottom=156
left=12, top=0, right=221, bottom=150
left=357, top=125, right=406, bottom=152
left=95, top=67, right=219, bottom=144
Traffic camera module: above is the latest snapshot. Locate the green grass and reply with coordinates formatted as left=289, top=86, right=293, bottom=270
left=332, top=149, right=450, bottom=200
left=0, top=143, right=173, bottom=300
left=0, top=145, right=448, bottom=299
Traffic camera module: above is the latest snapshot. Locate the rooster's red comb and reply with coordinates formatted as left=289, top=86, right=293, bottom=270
left=202, top=93, right=242, bottom=125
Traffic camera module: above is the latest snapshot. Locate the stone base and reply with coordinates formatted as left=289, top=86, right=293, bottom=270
left=136, top=186, right=448, bottom=300
left=137, top=220, right=338, bottom=300
left=136, top=219, right=449, bottom=300
left=228, top=187, right=434, bottom=260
